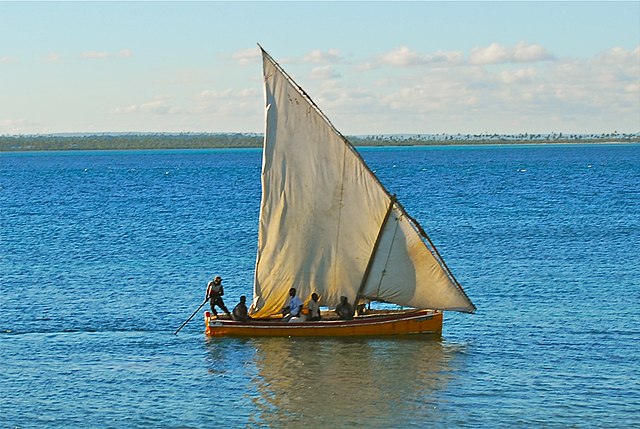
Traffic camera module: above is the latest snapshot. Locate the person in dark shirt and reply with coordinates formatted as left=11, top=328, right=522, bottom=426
left=206, top=276, right=231, bottom=318
left=232, top=295, right=249, bottom=322
left=335, top=296, right=354, bottom=320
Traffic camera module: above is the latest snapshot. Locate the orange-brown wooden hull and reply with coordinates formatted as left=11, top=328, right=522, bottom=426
left=205, top=309, right=442, bottom=337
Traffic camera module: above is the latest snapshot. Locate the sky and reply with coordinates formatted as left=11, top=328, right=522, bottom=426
left=1, top=1, right=638, bottom=136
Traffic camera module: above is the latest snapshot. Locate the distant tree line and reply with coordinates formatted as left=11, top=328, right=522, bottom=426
left=0, top=133, right=263, bottom=152
left=350, top=132, right=640, bottom=146
left=1, top=132, right=638, bottom=152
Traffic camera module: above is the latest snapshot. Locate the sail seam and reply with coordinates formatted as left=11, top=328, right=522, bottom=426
left=332, top=143, right=348, bottom=293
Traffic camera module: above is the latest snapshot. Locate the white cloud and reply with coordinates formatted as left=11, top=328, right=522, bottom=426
left=0, top=56, right=19, bottom=64
left=625, top=82, right=640, bottom=95
left=194, top=88, right=260, bottom=119
left=113, top=105, right=138, bottom=114
left=431, top=50, right=465, bottom=64
left=199, top=88, right=234, bottom=100
left=355, top=62, right=378, bottom=72
left=81, top=49, right=133, bottom=60
left=232, top=47, right=260, bottom=65
left=304, top=49, right=342, bottom=64
left=469, top=42, right=554, bottom=65
left=374, top=43, right=552, bottom=69
left=192, top=87, right=261, bottom=127
left=141, top=96, right=172, bottom=115
left=238, top=88, right=259, bottom=98
left=379, top=46, right=428, bottom=66
left=470, top=43, right=511, bottom=65
left=113, top=96, right=173, bottom=116
left=82, top=51, right=110, bottom=59
left=310, top=65, right=341, bottom=80
left=318, top=45, right=638, bottom=134
left=0, top=118, right=36, bottom=134
left=44, top=52, right=61, bottom=63
left=25, top=44, right=639, bottom=135
left=512, top=42, right=554, bottom=62
left=197, top=87, right=257, bottom=106
left=111, top=88, right=262, bottom=129
left=550, top=46, right=640, bottom=114
left=596, top=46, right=640, bottom=63
left=498, top=68, right=537, bottom=84
left=379, top=46, right=464, bottom=67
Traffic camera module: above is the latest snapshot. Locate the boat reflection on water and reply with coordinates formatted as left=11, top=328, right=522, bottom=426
left=204, top=336, right=460, bottom=427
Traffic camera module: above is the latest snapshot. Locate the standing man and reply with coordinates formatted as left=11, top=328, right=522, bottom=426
left=206, top=276, right=231, bottom=318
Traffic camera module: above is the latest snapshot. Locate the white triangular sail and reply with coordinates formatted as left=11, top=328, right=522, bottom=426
left=250, top=47, right=475, bottom=317
left=359, top=204, right=475, bottom=312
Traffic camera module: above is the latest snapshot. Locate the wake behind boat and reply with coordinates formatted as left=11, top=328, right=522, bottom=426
left=205, top=46, right=475, bottom=337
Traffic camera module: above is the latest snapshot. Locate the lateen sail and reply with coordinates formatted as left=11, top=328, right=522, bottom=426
left=250, top=47, right=475, bottom=318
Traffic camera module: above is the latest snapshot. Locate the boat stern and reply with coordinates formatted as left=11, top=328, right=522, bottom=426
left=204, top=311, right=215, bottom=336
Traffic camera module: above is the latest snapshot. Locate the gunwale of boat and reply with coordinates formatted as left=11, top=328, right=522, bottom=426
left=205, top=309, right=443, bottom=337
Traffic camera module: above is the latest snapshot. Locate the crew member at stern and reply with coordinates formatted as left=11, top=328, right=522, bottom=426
left=206, top=276, right=231, bottom=318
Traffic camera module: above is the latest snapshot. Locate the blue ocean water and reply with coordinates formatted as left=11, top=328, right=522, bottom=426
left=1, top=144, right=639, bottom=428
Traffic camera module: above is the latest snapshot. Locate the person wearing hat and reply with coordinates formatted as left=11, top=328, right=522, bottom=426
left=205, top=276, right=231, bottom=318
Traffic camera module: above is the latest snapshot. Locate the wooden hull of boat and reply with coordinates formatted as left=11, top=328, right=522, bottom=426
left=205, top=309, right=442, bottom=337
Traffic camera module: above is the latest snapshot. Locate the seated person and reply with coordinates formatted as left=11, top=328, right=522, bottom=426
left=232, top=295, right=250, bottom=322
left=306, top=293, right=321, bottom=321
left=335, top=296, right=354, bottom=320
left=281, top=288, right=303, bottom=322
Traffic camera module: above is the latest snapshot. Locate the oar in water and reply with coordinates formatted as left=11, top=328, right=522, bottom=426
left=174, top=299, right=208, bottom=335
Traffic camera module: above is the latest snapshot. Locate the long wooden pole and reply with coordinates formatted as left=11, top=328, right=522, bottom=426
left=174, top=299, right=208, bottom=335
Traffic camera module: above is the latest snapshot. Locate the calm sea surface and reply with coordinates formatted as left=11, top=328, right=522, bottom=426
left=1, top=144, right=639, bottom=428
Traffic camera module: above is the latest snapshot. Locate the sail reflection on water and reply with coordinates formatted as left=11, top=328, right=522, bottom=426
left=246, top=337, right=457, bottom=426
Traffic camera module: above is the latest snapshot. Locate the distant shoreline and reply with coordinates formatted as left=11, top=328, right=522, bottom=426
left=1, top=133, right=638, bottom=152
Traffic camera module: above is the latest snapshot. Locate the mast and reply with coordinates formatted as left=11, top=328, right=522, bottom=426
left=354, top=195, right=396, bottom=307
